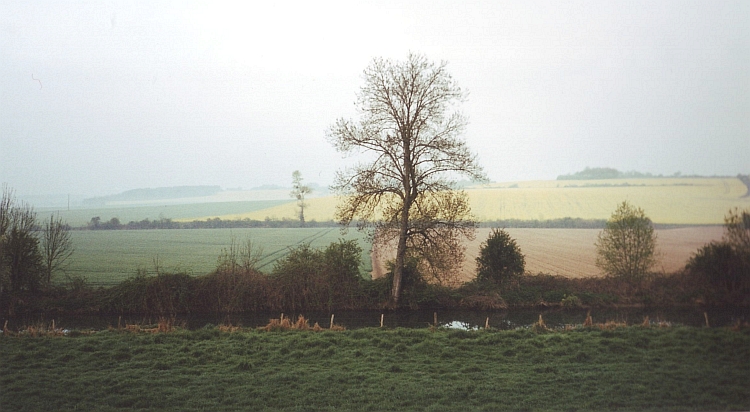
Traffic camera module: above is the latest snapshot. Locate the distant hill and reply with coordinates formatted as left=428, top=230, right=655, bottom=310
left=83, top=186, right=222, bottom=206
left=556, top=167, right=709, bottom=180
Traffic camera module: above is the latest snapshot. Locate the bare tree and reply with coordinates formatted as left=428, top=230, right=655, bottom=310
left=41, top=214, right=75, bottom=284
left=327, top=53, right=486, bottom=305
left=0, top=187, right=43, bottom=293
left=290, top=170, right=312, bottom=226
left=0, top=185, right=13, bottom=296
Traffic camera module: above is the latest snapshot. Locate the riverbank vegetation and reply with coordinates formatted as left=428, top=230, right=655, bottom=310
left=2, top=325, right=749, bottom=411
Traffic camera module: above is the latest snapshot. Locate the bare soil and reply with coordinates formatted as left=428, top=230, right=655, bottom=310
left=371, top=226, right=725, bottom=282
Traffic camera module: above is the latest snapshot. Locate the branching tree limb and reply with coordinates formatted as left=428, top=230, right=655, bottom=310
left=327, top=53, right=487, bottom=306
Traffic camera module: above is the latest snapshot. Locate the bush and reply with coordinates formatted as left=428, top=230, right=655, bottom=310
left=687, top=242, right=749, bottom=305
left=322, top=239, right=363, bottom=309
left=193, top=269, right=270, bottom=313
left=595, top=201, right=657, bottom=282
left=560, top=294, right=582, bottom=308
left=475, top=229, right=525, bottom=285
left=271, top=240, right=365, bottom=311
left=685, top=207, right=750, bottom=305
left=271, top=244, right=327, bottom=311
left=102, top=270, right=194, bottom=315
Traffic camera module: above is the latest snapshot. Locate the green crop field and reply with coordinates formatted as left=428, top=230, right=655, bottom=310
left=207, top=177, right=750, bottom=225
left=40, top=199, right=290, bottom=228
left=66, top=228, right=372, bottom=287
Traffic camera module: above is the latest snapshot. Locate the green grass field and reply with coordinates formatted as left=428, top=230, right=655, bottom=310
left=1, top=326, right=748, bottom=411
left=40, top=199, right=290, bottom=228
left=66, top=228, right=372, bottom=286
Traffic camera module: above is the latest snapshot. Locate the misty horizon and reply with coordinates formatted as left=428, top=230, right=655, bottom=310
left=2, top=1, right=748, bottom=198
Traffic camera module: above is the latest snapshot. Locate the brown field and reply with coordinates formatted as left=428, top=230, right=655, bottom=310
left=371, top=226, right=725, bottom=283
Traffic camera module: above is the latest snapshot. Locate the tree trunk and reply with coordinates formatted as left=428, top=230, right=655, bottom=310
left=391, top=132, right=413, bottom=308
left=390, top=210, right=409, bottom=307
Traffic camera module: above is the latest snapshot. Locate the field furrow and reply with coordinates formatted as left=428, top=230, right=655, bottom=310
left=374, top=227, right=725, bottom=282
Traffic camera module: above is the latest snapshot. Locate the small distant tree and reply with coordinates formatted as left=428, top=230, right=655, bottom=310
left=41, top=214, right=75, bottom=285
left=595, top=201, right=657, bottom=281
left=290, top=170, right=312, bottom=226
left=476, top=229, right=525, bottom=286
left=88, top=216, right=101, bottom=229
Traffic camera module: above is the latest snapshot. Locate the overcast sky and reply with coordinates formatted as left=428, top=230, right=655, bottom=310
left=1, top=0, right=748, bottom=197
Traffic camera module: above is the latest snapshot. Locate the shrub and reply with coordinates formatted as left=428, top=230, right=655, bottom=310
left=475, top=229, right=525, bottom=286
left=686, top=242, right=749, bottom=305
left=561, top=294, right=582, bottom=308
left=194, top=269, right=270, bottom=313
left=595, top=201, right=657, bottom=282
left=102, top=270, right=193, bottom=315
left=271, top=244, right=327, bottom=311
left=322, top=239, right=363, bottom=309
left=685, top=207, right=750, bottom=305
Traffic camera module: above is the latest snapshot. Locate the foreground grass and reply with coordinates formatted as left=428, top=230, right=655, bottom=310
left=1, top=326, right=749, bottom=411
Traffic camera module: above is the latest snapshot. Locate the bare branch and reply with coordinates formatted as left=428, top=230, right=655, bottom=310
left=328, top=54, right=487, bottom=305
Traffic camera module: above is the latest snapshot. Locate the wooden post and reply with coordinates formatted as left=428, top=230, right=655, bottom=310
left=330, top=314, right=335, bottom=329
left=704, top=312, right=710, bottom=328
left=485, top=317, right=489, bottom=329
left=118, top=315, right=122, bottom=330
left=380, top=314, right=384, bottom=328
left=433, top=312, right=438, bottom=327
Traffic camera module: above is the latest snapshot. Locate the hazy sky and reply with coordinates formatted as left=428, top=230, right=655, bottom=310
left=1, top=1, right=748, bottom=197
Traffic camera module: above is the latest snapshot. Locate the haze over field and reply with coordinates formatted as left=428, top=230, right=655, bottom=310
left=1, top=1, right=748, bottom=200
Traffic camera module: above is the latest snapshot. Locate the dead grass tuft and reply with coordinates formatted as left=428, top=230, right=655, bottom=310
left=218, top=323, right=241, bottom=333
left=731, top=320, right=750, bottom=331
left=532, top=314, right=548, bottom=332
left=261, top=315, right=345, bottom=332
left=122, top=316, right=177, bottom=334
left=583, top=311, right=594, bottom=327
left=11, top=320, right=68, bottom=337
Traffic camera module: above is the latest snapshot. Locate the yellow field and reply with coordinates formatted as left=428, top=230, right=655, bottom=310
left=199, top=177, right=749, bottom=225
left=468, top=178, right=748, bottom=225
left=372, top=226, right=726, bottom=282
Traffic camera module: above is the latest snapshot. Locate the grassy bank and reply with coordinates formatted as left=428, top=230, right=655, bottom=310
left=2, top=325, right=749, bottom=411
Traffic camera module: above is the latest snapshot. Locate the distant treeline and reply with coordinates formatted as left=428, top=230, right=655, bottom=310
left=556, top=167, right=730, bottom=180
left=81, top=216, right=341, bottom=230
left=83, top=185, right=223, bottom=206
left=480, top=218, right=607, bottom=229
left=81, top=216, right=611, bottom=230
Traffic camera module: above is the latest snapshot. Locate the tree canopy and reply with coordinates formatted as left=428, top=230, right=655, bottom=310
left=328, top=53, right=486, bottom=305
left=595, top=201, right=657, bottom=281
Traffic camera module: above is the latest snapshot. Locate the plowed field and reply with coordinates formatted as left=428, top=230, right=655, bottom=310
left=372, top=226, right=725, bottom=282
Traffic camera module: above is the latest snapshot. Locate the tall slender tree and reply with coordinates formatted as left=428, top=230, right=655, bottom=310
left=328, top=53, right=486, bottom=306
left=290, top=170, right=312, bottom=226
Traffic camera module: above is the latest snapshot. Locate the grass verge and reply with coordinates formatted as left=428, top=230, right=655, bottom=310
left=1, top=325, right=748, bottom=411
